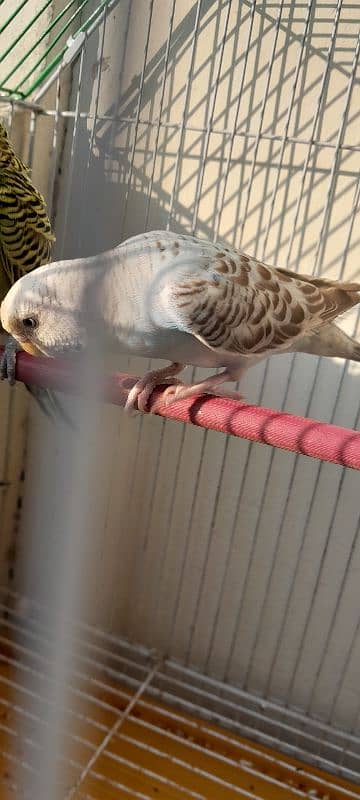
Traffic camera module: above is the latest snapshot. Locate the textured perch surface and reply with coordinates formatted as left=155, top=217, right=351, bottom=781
left=3, top=347, right=360, bottom=471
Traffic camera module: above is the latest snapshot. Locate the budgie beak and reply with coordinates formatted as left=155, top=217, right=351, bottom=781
left=21, top=341, right=44, bottom=357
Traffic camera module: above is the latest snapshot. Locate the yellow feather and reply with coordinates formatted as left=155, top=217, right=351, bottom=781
left=0, top=123, right=67, bottom=425
left=0, top=121, right=55, bottom=293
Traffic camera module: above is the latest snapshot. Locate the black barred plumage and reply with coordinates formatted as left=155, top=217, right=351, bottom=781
left=0, top=122, right=55, bottom=288
left=0, top=121, right=74, bottom=428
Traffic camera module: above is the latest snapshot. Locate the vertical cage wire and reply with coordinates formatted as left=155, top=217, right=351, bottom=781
left=0, top=0, right=359, bottom=794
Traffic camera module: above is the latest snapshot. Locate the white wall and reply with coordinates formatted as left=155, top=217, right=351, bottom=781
left=18, top=0, right=360, bottom=738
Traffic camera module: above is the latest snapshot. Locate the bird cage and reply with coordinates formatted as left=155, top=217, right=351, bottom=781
left=0, top=0, right=359, bottom=798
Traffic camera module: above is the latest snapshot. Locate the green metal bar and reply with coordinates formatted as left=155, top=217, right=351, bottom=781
left=22, top=48, right=67, bottom=96
left=22, top=0, right=112, bottom=98
left=1, top=0, right=83, bottom=90
left=0, top=0, right=28, bottom=37
left=0, top=0, right=113, bottom=99
left=77, top=0, right=112, bottom=42
left=13, top=0, right=93, bottom=93
left=0, top=86, right=25, bottom=98
left=0, top=0, right=52, bottom=65
left=78, top=0, right=111, bottom=38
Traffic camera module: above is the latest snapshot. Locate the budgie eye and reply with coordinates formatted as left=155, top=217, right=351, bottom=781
left=22, top=317, right=38, bottom=330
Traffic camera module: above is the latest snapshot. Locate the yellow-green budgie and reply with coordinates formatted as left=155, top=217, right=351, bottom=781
left=0, top=121, right=54, bottom=287
left=0, top=120, right=72, bottom=425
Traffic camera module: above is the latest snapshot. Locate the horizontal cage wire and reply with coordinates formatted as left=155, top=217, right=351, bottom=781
left=0, top=588, right=359, bottom=796
left=0, top=0, right=359, bottom=798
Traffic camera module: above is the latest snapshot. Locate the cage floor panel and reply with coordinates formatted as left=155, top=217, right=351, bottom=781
left=0, top=606, right=358, bottom=799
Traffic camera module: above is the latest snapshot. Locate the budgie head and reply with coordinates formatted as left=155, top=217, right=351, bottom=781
left=1, top=265, right=88, bottom=358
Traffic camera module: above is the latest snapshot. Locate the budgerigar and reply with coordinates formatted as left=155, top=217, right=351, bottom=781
left=0, top=120, right=71, bottom=423
left=1, top=230, right=360, bottom=413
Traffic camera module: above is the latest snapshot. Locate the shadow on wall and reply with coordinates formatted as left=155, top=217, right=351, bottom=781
left=45, top=0, right=360, bottom=416
left=51, top=0, right=359, bottom=278
left=15, top=2, right=360, bottom=722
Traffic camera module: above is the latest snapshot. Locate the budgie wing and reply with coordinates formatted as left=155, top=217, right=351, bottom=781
left=172, top=250, right=360, bottom=357
left=0, top=162, right=70, bottom=425
left=0, top=168, right=54, bottom=286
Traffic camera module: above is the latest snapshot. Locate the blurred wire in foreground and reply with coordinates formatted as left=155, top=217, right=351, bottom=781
left=12, top=332, right=107, bottom=799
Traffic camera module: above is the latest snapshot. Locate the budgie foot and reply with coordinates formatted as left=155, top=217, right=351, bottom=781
left=125, top=362, right=185, bottom=413
left=0, top=336, right=18, bottom=385
left=162, top=368, right=244, bottom=405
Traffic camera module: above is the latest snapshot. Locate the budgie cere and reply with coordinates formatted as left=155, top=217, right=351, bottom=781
left=1, top=230, right=360, bottom=413
left=0, top=120, right=69, bottom=423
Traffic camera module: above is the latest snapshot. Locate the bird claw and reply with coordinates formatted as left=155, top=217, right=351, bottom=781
left=124, top=361, right=244, bottom=414
left=124, top=362, right=185, bottom=414
left=125, top=376, right=183, bottom=414
left=162, top=383, right=244, bottom=404
left=211, top=386, right=244, bottom=402
left=0, top=337, right=18, bottom=385
left=161, top=384, right=183, bottom=404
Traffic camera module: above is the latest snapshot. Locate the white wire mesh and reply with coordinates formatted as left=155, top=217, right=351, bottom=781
left=0, top=0, right=360, bottom=792
left=0, top=588, right=359, bottom=792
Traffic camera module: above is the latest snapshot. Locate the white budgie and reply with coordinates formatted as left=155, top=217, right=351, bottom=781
left=1, top=230, right=360, bottom=412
